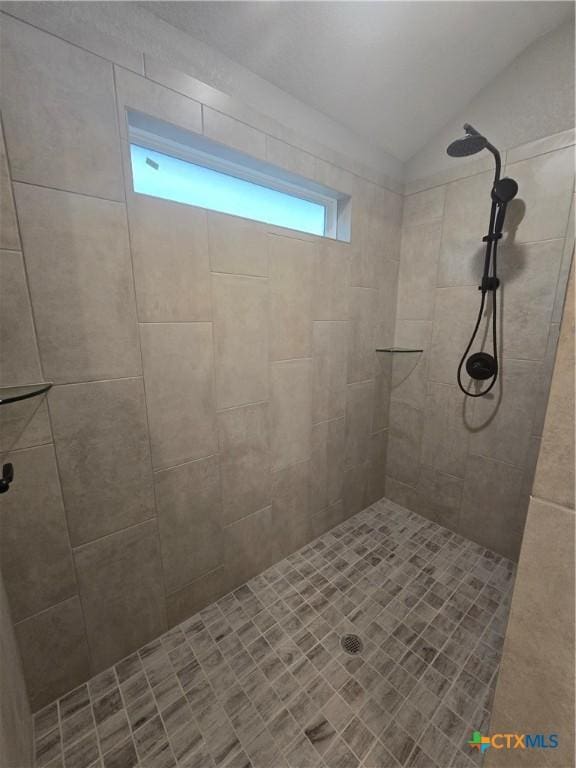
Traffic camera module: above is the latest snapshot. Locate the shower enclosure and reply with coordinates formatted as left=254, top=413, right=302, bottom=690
left=0, top=5, right=574, bottom=768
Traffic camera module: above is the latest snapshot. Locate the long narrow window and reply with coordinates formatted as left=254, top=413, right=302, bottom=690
left=130, top=144, right=326, bottom=236
left=127, top=110, right=349, bottom=240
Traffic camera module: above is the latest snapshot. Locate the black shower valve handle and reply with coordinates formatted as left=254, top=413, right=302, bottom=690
left=0, top=462, right=14, bottom=494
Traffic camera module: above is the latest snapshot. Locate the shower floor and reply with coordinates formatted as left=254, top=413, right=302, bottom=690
left=34, top=499, right=515, bottom=768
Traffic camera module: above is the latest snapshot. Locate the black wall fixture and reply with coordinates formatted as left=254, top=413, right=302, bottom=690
left=446, top=123, right=518, bottom=397
left=0, top=463, right=14, bottom=494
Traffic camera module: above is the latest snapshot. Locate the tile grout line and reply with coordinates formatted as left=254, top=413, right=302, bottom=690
left=33, top=497, right=515, bottom=767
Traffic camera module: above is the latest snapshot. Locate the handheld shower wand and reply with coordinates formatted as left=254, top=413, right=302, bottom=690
left=446, top=124, right=518, bottom=397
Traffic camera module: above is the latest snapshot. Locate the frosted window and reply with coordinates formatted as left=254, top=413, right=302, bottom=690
left=130, top=144, right=326, bottom=236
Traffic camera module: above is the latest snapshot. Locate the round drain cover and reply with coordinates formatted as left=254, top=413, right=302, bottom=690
left=341, top=633, right=363, bottom=656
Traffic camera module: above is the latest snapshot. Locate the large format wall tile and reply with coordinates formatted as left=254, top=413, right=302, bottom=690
left=269, top=235, right=314, bottom=361
left=372, top=353, right=392, bottom=432
left=376, top=258, right=399, bottom=350
left=271, top=460, right=312, bottom=558
left=428, top=285, right=478, bottom=385
left=166, top=566, right=229, bottom=629
left=534, top=265, right=574, bottom=509
left=0, top=250, right=42, bottom=386
left=265, top=136, right=314, bottom=177
left=0, top=16, right=122, bottom=199
left=310, top=417, right=345, bottom=514
left=140, top=322, right=217, bottom=469
left=203, top=107, right=267, bottom=159
left=438, top=171, right=493, bottom=287
left=0, top=1, right=144, bottom=74
left=414, top=465, right=462, bottom=532
left=385, top=476, right=420, bottom=511
left=312, top=239, right=349, bottom=321
left=368, top=184, right=402, bottom=264
left=468, top=359, right=541, bottom=468
left=420, top=383, right=470, bottom=478
left=345, top=380, right=374, bottom=468
left=15, top=596, right=90, bottom=712
left=208, top=212, right=268, bottom=276
left=402, top=186, right=445, bottom=228
left=460, top=454, right=525, bottom=559
left=217, top=402, right=271, bottom=526
left=552, top=194, right=574, bottom=323
left=366, top=429, right=388, bottom=505
left=343, top=463, right=368, bottom=518
left=0, top=398, right=52, bottom=455
left=530, top=322, right=560, bottom=437
left=390, top=321, right=432, bottom=411
left=0, top=571, right=32, bottom=767
left=224, top=506, right=278, bottom=588
left=312, top=321, right=348, bottom=424
left=155, top=455, right=223, bottom=594
left=387, top=401, right=423, bottom=486
left=14, top=184, right=140, bottom=384
left=396, top=221, right=442, bottom=320
left=498, top=239, right=563, bottom=360
left=270, top=359, right=312, bottom=471
left=49, top=379, right=155, bottom=546
left=349, top=205, right=378, bottom=289
left=212, top=274, right=269, bottom=409
left=486, top=497, right=575, bottom=768
left=347, top=287, right=377, bottom=384
left=0, top=122, right=20, bottom=251
left=0, top=444, right=76, bottom=621
left=74, top=520, right=166, bottom=673
left=311, top=500, right=345, bottom=539
left=505, top=128, right=575, bottom=165
left=508, top=146, right=574, bottom=244
left=114, top=67, right=202, bottom=140
left=126, top=193, right=211, bottom=322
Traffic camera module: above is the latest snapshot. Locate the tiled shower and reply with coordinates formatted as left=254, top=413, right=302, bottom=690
left=0, top=4, right=574, bottom=768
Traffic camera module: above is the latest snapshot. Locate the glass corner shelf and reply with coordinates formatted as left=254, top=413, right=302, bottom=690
left=376, top=347, right=424, bottom=353
left=0, top=383, right=53, bottom=406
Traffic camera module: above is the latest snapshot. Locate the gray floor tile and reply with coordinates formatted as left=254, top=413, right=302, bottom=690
left=35, top=499, right=515, bottom=768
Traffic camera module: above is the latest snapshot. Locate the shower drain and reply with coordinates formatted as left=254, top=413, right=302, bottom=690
left=340, top=633, right=363, bottom=656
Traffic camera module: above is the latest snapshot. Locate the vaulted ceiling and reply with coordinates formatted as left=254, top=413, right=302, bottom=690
left=140, top=1, right=572, bottom=161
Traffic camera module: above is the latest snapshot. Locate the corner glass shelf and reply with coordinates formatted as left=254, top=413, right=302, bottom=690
left=0, top=383, right=53, bottom=406
left=376, top=347, right=424, bottom=353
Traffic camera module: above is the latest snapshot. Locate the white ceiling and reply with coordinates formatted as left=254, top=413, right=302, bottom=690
left=140, top=1, right=572, bottom=161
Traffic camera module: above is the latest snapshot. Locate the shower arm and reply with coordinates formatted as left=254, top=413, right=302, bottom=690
left=487, top=143, right=502, bottom=186
left=463, top=123, right=501, bottom=183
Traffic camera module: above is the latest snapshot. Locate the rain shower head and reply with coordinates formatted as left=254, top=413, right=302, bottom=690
left=446, top=133, right=487, bottom=157
left=446, top=123, right=502, bottom=181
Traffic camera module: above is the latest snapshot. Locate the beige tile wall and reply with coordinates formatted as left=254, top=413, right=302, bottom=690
left=387, top=129, right=575, bottom=561
left=486, top=264, right=574, bottom=768
left=0, top=563, right=32, bottom=768
left=0, top=13, right=401, bottom=709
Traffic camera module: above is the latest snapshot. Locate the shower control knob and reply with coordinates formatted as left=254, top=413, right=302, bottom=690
left=0, top=462, right=14, bottom=494
left=466, top=352, right=497, bottom=381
